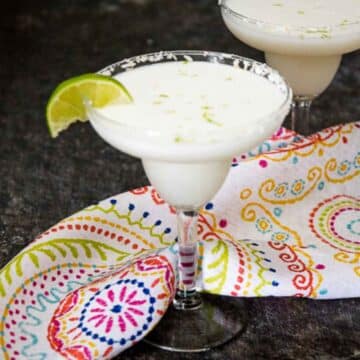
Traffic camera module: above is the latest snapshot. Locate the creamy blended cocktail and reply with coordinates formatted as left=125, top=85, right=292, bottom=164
left=220, top=0, right=360, bottom=133
left=86, top=51, right=292, bottom=352
left=90, top=60, right=288, bottom=208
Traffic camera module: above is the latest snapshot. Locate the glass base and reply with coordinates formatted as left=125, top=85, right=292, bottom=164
left=144, top=293, right=247, bottom=352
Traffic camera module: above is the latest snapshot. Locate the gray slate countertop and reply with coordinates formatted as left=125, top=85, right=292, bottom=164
left=1, top=1, right=360, bottom=359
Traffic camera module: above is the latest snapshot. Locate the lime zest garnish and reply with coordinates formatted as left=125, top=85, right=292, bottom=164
left=202, top=111, right=222, bottom=126
left=321, top=33, right=331, bottom=39
left=305, top=28, right=330, bottom=34
left=174, top=136, right=184, bottom=143
left=304, top=28, right=331, bottom=39
left=182, top=56, right=193, bottom=65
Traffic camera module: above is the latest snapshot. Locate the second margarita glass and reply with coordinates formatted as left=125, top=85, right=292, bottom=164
left=220, top=0, right=360, bottom=134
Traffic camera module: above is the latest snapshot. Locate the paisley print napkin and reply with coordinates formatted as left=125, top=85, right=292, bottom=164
left=0, top=122, right=359, bottom=359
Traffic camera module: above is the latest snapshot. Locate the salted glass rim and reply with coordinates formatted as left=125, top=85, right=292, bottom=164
left=219, top=0, right=360, bottom=36
left=86, top=50, right=292, bottom=142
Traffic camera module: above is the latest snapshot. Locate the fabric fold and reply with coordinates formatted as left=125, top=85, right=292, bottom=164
left=0, top=122, right=359, bottom=359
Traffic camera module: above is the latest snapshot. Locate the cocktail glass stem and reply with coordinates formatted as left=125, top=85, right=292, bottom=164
left=291, top=97, right=313, bottom=135
left=173, top=209, right=202, bottom=310
left=144, top=205, right=247, bottom=352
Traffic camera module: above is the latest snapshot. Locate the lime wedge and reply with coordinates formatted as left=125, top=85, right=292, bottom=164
left=46, top=73, right=132, bottom=138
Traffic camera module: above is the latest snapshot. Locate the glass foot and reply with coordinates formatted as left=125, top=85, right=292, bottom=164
left=144, top=293, right=247, bottom=352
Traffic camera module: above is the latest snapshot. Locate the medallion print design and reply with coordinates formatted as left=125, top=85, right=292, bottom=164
left=0, top=196, right=176, bottom=359
left=47, top=254, right=175, bottom=359
left=309, top=195, right=360, bottom=276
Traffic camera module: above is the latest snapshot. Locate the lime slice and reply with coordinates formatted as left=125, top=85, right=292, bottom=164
left=46, top=73, right=132, bottom=138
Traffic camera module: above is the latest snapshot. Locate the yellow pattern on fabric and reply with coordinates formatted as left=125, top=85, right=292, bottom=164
left=325, top=158, right=360, bottom=183
left=240, top=188, right=252, bottom=200
left=200, top=211, right=253, bottom=295
left=0, top=239, right=130, bottom=298
left=243, top=241, right=272, bottom=296
left=241, top=202, right=305, bottom=247
left=334, top=253, right=360, bottom=277
left=83, top=204, right=173, bottom=246
left=259, top=166, right=322, bottom=205
left=204, top=239, right=229, bottom=293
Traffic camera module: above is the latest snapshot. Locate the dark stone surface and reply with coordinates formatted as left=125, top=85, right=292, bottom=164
left=0, top=1, right=359, bottom=359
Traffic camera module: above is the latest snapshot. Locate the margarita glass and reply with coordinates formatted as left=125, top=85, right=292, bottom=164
left=220, top=0, right=360, bottom=134
left=86, top=50, right=292, bottom=352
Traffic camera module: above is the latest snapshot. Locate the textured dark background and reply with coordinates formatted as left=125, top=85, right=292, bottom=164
left=1, top=1, right=359, bottom=359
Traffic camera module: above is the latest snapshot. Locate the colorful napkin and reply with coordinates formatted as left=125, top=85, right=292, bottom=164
left=0, top=122, right=359, bottom=359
